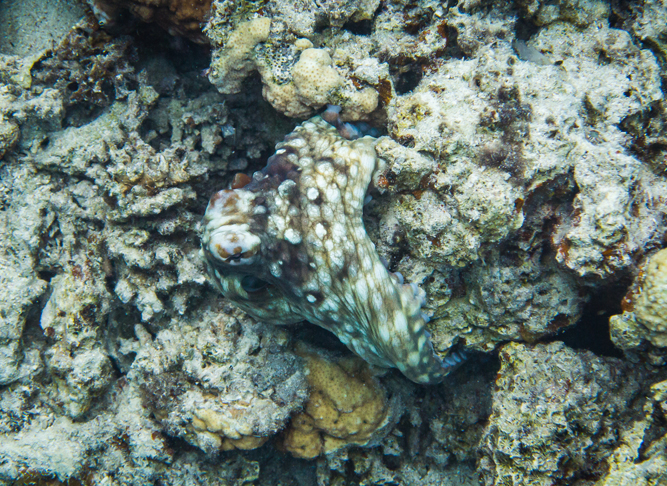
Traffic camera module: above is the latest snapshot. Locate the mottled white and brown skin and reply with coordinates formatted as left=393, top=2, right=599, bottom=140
left=201, top=116, right=450, bottom=384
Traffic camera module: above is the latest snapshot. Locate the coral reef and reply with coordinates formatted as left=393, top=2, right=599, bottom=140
left=368, top=11, right=667, bottom=354
left=1, top=0, right=667, bottom=484
left=0, top=8, right=302, bottom=484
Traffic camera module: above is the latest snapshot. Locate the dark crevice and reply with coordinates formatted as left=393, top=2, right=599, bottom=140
left=21, top=300, right=49, bottom=347
left=342, top=18, right=373, bottom=36
left=609, top=0, right=634, bottom=30
left=292, top=322, right=351, bottom=355
left=619, top=101, right=667, bottom=176
left=514, top=16, right=540, bottom=42
left=441, top=21, right=465, bottom=59
left=393, top=64, right=423, bottom=94
left=132, top=23, right=211, bottom=74
left=313, top=16, right=329, bottom=35
left=248, top=443, right=318, bottom=486
left=36, top=269, right=57, bottom=282
left=554, top=283, right=628, bottom=358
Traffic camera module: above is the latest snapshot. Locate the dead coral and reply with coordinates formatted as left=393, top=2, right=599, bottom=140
left=479, top=342, right=644, bottom=485
left=135, top=304, right=308, bottom=454
left=30, top=18, right=135, bottom=126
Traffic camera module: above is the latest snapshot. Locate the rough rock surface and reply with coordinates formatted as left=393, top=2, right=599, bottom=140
left=369, top=12, right=667, bottom=353
left=479, top=342, right=644, bottom=485
left=134, top=303, right=308, bottom=453
left=597, top=377, right=667, bottom=486
left=1, top=0, right=667, bottom=484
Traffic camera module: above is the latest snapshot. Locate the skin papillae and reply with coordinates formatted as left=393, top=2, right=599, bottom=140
left=201, top=116, right=451, bottom=384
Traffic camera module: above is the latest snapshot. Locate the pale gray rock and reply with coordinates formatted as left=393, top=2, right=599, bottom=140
left=479, top=342, right=644, bottom=485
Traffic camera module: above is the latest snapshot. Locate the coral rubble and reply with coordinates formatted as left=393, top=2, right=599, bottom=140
left=1, top=0, right=667, bottom=484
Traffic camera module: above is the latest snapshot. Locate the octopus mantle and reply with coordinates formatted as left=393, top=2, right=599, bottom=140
left=201, top=116, right=448, bottom=384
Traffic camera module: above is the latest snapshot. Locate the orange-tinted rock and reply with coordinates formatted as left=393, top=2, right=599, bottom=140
left=87, top=0, right=213, bottom=43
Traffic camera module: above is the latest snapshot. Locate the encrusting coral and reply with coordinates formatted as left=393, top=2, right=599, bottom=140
left=611, top=248, right=667, bottom=351
left=201, top=111, right=460, bottom=384
left=281, top=343, right=401, bottom=459
left=205, top=11, right=381, bottom=120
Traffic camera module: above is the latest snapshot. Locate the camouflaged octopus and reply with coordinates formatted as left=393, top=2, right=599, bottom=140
left=201, top=114, right=453, bottom=384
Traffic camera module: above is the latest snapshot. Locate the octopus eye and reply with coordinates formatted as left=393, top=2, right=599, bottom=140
left=241, top=275, right=268, bottom=293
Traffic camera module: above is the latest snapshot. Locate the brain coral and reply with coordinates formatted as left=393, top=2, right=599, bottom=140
left=201, top=114, right=460, bottom=384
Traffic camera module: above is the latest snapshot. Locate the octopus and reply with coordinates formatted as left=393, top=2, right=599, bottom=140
left=201, top=112, right=460, bottom=384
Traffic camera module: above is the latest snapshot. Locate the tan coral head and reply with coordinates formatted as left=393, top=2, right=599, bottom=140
left=201, top=115, right=461, bottom=384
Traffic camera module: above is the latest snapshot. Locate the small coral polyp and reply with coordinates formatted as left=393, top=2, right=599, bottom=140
left=201, top=115, right=449, bottom=384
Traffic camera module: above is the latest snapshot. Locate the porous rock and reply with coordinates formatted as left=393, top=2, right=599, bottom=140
left=479, top=342, right=643, bottom=485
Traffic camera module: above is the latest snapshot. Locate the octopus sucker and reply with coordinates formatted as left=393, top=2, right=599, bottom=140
left=201, top=114, right=452, bottom=384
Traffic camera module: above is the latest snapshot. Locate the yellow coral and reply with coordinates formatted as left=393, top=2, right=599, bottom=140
left=611, top=249, right=667, bottom=350
left=293, top=48, right=343, bottom=107
left=208, top=18, right=271, bottom=94
left=188, top=398, right=272, bottom=451
left=282, top=345, right=390, bottom=459
left=635, top=248, right=667, bottom=346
